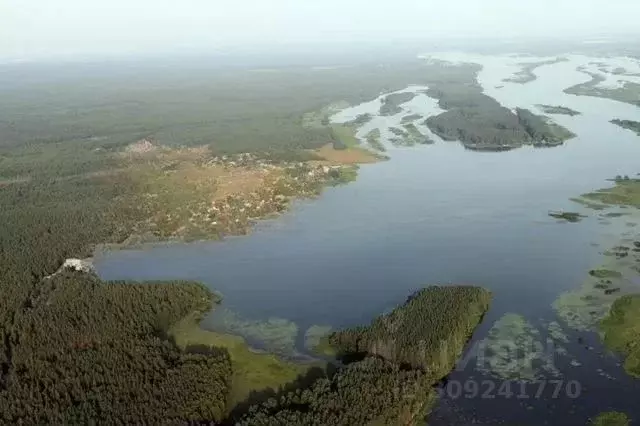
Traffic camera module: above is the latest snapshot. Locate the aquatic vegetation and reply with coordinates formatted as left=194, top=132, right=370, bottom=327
left=170, top=312, right=312, bottom=409
left=329, top=286, right=491, bottom=376
left=554, top=284, right=619, bottom=331
left=547, top=321, right=570, bottom=343
left=589, top=411, right=630, bottom=426
left=611, top=119, right=640, bottom=136
left=387, top=124, right=432, bottom=147
left=478, top=313, right=560, bottom=381
left=589, top=268, right=623, bottom=279
left=579, top=179, right=640, bottom=209
left=365, top=128, right=386, bottom=152
left=570, top=197, right=608, bottom=210
left=237, top=357, right=437, bottom=426
left=548, top=211, right=587, bottom=222
left=304, top=325, right=335, bottom=357
left=553, top=237, right=640, bottom=332
left=537, top=104, right=581, bottom=116
left=600, top=295, right=640, bottom=378
left=207, top=307, right=299, bottom=356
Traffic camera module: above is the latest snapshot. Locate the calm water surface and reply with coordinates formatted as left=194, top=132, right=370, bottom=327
left=95, top=54, right=640, bottom=425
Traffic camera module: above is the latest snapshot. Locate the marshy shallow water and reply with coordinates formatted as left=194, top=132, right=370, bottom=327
left=95, top=53, right=640, bottom=425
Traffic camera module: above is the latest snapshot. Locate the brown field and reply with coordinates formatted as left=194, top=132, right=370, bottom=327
left=312, top=143, right=380, bottom=165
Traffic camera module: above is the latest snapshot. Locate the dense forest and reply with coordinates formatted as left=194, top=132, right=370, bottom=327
left=422, top=67, right=575, bottom=150
left=0, top=274, right=231, bottom=424
left=328, top=287, right=491, bottom=376
left=236, top=357, right=435, bottom=425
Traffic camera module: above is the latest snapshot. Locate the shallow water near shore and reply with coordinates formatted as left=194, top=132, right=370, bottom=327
left=95, top=53, right=640, bottom=425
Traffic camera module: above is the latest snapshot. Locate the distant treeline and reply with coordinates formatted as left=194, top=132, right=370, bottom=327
left=0, top=61, right=439, bottom=157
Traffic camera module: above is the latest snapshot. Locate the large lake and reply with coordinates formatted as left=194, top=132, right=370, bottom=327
left=95, top=53, right=640, bottom=425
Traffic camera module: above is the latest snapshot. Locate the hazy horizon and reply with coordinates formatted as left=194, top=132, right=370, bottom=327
left=3, top=0, right=640, bottom=62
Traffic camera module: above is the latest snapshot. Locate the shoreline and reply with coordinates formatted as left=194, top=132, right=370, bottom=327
left=95, top=143, right=384, bottom=252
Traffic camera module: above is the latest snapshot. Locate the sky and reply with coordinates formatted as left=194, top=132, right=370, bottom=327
left=2, top=0, right=640, bottom=61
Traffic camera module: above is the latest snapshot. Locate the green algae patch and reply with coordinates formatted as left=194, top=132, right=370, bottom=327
left=554, top=281, right=622, bottom=331
left=600, top=295, right=640, bottom=378
left=208, top=307, right=299, bottom=356
left=329, top=286, right=491, bottom=377
left=548, top=321, right=570, bottom=343
left=553, top=241, right=640, bottom=331
left=478, top=313, right=559, bottom=381
left=169, top=312, right=314, bottom=410
left=304, top=325, right=336, bottom=357
left=589, top=411, right=630, bottom=426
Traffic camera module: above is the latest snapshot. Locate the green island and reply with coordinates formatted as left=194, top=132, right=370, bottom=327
left=237, top=286, right=491, bottom=425
left=611, top=119, right=640, bottom=136
left=502, top=57, right=568, bottom=84
left=537, top=104, right=582, bottom=116
left=379, top=92, right=416, bottom=116
left=425, top=86, right=575, bottom=150
left=388, top=124, right=433, bottom=146
left=565, top=71, right=640, bottom=107
left=548, top=211, right=587, bottom=222
left=416, top=62, right=574, bottom=151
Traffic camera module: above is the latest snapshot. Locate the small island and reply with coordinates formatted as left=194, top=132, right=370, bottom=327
left=611, top=119, right=640, bottom=136
left=503, top=57, right=568, bottom=84
left=537, top=104, right=581, bottom=116
left=549, top=211, right=586, bottom=222
left=425, top=83, right=575, bottom=151
left=379, top=92, right=416, bottom=116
